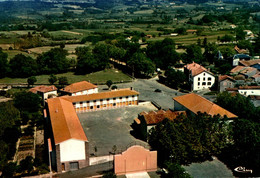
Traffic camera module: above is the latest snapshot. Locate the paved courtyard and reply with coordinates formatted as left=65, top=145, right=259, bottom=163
left=78, top=103, right=157, bottom=156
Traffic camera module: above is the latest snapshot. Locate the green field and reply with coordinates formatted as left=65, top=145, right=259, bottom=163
left=0, top=69, right=132, bottom=85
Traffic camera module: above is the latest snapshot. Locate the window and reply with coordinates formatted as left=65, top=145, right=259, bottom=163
left=113, top=98, right=116, bottom=100
left=207, top=82, right=211, bottom=85
left=62, top=163, right=65, bottom=171
left=120, top=97, right=122, bottom=99
left=87, top=101, right=89, bottom=103
left=90, top=106, right=93, bottom=109
left=97, top=105, right=100, bottom=108
left=94, top=100, right=96, bottom=102
left=107, top=99, right=109, bottom=101
left=100, top=99, right=103, bottom=102
left=203, top=73, right=205, bottom=76
left=70, top=162, right=79, bottom=170
left=198, top=82, right=200, bottom=86
left=126, top=96, right=128, bottom=99
left=198, top=78, right=200, bottom=81
left=80, top=102, right=83, bottom=104
left=113, top=103, right=116, bottom=106
left=208, top=77, right=211, bottom=81
left=202, top=82, right=206, bottom=86
left=203, top=77, right=205, bottom=81
left=103, top=104, right=106, bottom=107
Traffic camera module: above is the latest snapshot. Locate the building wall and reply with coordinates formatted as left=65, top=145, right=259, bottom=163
left=238, top=89, right=260, bottom=96
left=114, top=145, right=157, bottom=175
left=174, top=101, right=187, bottom=111
left=60, top=139, right=86, bottom=162
left=72, top=88, right=98, bottom=96
left=74, top=95, right=139, bottom=113
left=219, top=79, right=235, bottom=92
left=192, top=72, right=215, bottom=91
left=43, top=91, right=57, bottom=100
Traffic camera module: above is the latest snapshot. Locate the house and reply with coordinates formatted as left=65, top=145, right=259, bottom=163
left=47, top=97, right=89, bottom=173
left=184, top=62, right=215, bottom=91
left=30, top=85, right=57, bottom=105
left=62, top=88, right=139, bottom=113
left=60, top=81, right=98, bottom=96
left=238, top=86, right=260, bottom=96
left=133, top=110, right=186, bottom=139
left=239, top=59, right=260, bottom=67
left=46, top=88, right=140, bottom=172
left=231, top=54, right=251, bottom=66
left=173, top=93, right=237, bottom=118
left=239, top=67, right=258, bottom=78
left=218, top=75, right=236, bottom=92
left=251, top=73, right=260, bottom=83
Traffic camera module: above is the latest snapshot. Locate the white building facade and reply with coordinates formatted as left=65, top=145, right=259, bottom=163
left=191, top=71, right=215, bottom=91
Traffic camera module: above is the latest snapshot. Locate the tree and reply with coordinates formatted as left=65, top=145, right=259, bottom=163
left=0, top=49, right=9, bottom=78
left=164, top=68, right=187, bottom=89
left=2, top=162, right=17, bottom=177
left=235, top=27, right=246, bottom=41
left=48, top=74, right=57, bottom=85
left=128, top=52, right=155, bottom=77
left=27, top=76, right=37, bottom=87
left=37, top=48, right=69, bottom=74
left=58, top=76, right=68, bottom=87
left=161, top=162, right=191, bottom=178
left=20, top=156, right=34, bottom=173
left=185, top=44, right=203, bottom=63
left=9, top=54, right=38, bottom=78
left=106, top=80, right=113, bottom=89
left=14, top=91, right=41, bottom=113
left=203, top=37, right=208, bottom=47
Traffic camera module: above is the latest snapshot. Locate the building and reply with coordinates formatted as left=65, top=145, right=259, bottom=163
left=62, top=89, right=139, bottom=113
left=133, top=110, right=186, bottom=140
left=30, top=85, right=57, bottom=105
left=231, top=54, right=250, bottom=66
left=184, top=62, right=215, bottom=91
left=47, top=97, right=89, bottom=173
left=60, top=81, right=98, bottom=96
left=46, top=88, right=140, bottom=172
left=218, top=75, right=236, bottom=92
left=238, top=86, right=260, bottom=96
left=173, top=93, right=237, bottom=118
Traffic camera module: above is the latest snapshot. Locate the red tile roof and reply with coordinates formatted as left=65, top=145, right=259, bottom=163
left=139, top=110, right=186, bottom=125
left=230, top=66, right=245, bottom=74
left=239, top=86, right=260, bottom=89
left=29, top=85, right=57, bottom=93
left=60, top=81, right=97, bottom=94
left=173, top=93, right=237, bottom=118
left=239, top=59, right=260, bottom=67
left=47, top=97, right=88, bottom=144
left=185, top=62, right=209, bottom=77
left=62, top=89, right=139, bottom=103
left=218, top=75, right=235, bottom=82
left=239, top=67, right=257, bottom=75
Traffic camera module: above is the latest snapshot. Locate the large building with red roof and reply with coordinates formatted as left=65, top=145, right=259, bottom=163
left=184, top=62, right=215, bottom=91
left=173, top=93, right=237, bottom=118
left=46, top=86, right=139, bottom=172
left=60, top=81, right=98, bottom=96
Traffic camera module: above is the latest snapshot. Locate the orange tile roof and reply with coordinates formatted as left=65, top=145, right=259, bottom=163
left=29, top=85, right=57, bottom=93
left=140, top=109, right=186, bottom=125
left=230, top=66, right=246, bottom=74
left=239, top=59, right=260, bottom=67
left=62, top=89, right=139, bottom=103
left=60, top=81, right=97, bottom=94
left=185, top=62, right=210, bottom=77
left=219, top=75, right=235, bottom=82
left=239, top=86, right=260, bottom=89
left=239, top=67, right=257, bottom=75
left=173, top=93, right=237, bottom=118
left=47, top=97, right=88, bottom=144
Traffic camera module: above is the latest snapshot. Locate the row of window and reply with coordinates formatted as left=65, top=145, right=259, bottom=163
left=198, top=77, right=212, bottom=81
left=197, top=82, right=211, bottom=86
left=78, top=95, right=137, bottom=105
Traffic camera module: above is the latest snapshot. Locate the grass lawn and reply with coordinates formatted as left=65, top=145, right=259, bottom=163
left=0, top=69, right=132, bottom=85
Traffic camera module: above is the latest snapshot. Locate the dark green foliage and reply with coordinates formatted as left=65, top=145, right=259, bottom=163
left=216, top=92, right=259, bottom=123
left=102, top=171, right=116, bottom=178
left=37, top=48, right=69, bottom=74
left=146, top=38, right=178, bottom=69
left=254, top=34, right=260, bottom=55
left=148, top=113, right=229, bottom=166
left=161, top=162, right=191, bottom=178
left=20, top=156, right=34, bottom=173
left=9, top=54, right=38, bottom=78
left=220, top=35, right=235, bottom=42
left=235, top=27, right=246, bottom=41
left=174, top=27, right=187, bottom=35
left=27, top=76, right=37, bottom=87
left=48, top=74, right=57, bottom=85
left=128, top=52, right=155, bottom=77
left=0, top=49, right=9, bottom=78
left=164, top=68, right=187, bottom=89
left=185, top=44, right=203, bottom=63
left=58, top=76, right=68, bottom=87
left=106, top=80, right=113, bottom=89
left=111, top=85, right=117, bottom=90
left=14, top=91, right=41, bottom=113
left=2, top=162, right=17, bottom=177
